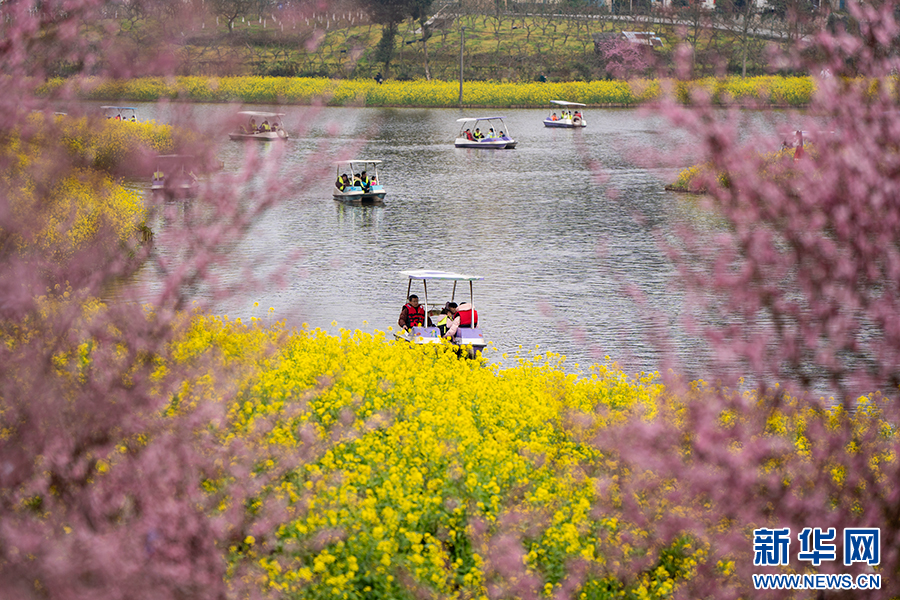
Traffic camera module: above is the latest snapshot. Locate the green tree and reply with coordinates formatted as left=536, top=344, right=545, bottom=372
left=366, top=0, right=432, bottom=76
left=210, top=0, right=256, bottom=33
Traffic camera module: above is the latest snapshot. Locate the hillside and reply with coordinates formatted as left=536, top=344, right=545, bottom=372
left=108, top=5, right=811, bottom=83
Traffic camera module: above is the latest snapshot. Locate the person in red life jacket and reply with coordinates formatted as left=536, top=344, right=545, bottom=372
left=398, top=295, right=426, bottom=331
left=444, top=302, right=478, bottom=339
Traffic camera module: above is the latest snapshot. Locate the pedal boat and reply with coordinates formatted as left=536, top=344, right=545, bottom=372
left=150, top=154, right=199, bottom=200
left=333, top=160, right=386, bottom=203
left=102, top=106, right=138, bottom=122
left=454, top=116, right=517, bottom=149
left=543, top=100, right=586, bottom=128
left=395, top=269, right=487, bottom=358
left=229, top=111, right=289, bottom=141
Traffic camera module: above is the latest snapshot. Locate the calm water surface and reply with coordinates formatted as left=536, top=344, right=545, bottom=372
left=116, top=102, right=794, bottom=378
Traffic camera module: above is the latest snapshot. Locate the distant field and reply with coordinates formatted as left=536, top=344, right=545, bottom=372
left=42, top=75, right=813, bottom=108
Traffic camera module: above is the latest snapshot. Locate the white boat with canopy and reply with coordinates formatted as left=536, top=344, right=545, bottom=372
left=229, top=111, right=288, bottom=141
left=102, top=106, right=138, bottom=122
left=395, top=269, right=487, bottom=357
left=454, top=116, right=517, bottom=149
left=150, top=154, right=199, bottom=199
left=333, top=160, right=386, bottom=203
left=543, top=100, right=586, bottom=128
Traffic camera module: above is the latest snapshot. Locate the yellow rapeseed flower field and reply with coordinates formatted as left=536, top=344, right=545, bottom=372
left=167, top=316, right=705, bottom=599
left=42, top=75, right=815, bottom=107
left=3, top=115, right=153, bottom=253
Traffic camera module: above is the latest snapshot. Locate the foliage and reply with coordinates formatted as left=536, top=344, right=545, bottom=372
left=57, top=116, right=176, bottom=174
left=585, top=2, right=900, bottom=598
left=2, top=116, right=148, bottom=252
left=1, top=2, right=338, bottom=598
left=7, top=1, right=900, bottom=600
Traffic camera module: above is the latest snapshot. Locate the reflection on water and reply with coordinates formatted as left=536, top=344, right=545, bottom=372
left=108, top=102, right=794, bottom=378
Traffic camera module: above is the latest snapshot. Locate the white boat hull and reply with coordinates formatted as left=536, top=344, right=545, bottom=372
left=229, top=130, right=288, bottom=141
left=454, top=137, right=517, bottom=149
left=543, top=118, right=586, bottom=128
left=396, top=326, right=486, bottom=357
left=333, top=184, right=386, bottom=203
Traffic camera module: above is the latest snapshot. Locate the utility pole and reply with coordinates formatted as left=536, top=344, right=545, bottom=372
left=459, top=26, right=466, bottom=108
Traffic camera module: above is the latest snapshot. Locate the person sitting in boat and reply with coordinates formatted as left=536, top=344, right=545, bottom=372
left=352, top=173, right=362, bottom=187
left=465, top=129, right=474, bottom=141
left=498, top=131, right=505, bottom=138
left=260, top=120, right=271, bottom=132
left=336, top=173, right=350, bottom=191
left=487, top=128, right=495, bottom=138
left=359, top=170, right=372, bottom=192
left=152, top=170, right=164, bottom=183
left=249, top=118, right=257, bottom=132
left=473, top=128, right=484, bottom=140
left=433, top=304, right=453, bottom=336
left=443, top=301, right=478, bottom=339
left=398, top=295, right=427, bottom=331
left=550, top=112, right=558, bottom=121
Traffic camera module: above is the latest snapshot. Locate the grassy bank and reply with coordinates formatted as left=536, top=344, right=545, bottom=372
left=41, top=75, right=814, bottom=108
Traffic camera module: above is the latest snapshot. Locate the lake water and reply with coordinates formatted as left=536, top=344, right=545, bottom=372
left=113, top=102, right=795, bottom=379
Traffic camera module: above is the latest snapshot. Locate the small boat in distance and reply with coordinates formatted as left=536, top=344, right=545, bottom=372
left=394, top=269, right=487, bottom=358
left=150, top=154, right=199, bottom=200
left=333, top=160, right=386, bottom=203
left=543, top=100, right=586, bottom=128
left=229, top=111, right=289, bottom=141
left=102, top=106, right=138, bottom=122
left=455, top=116, right=517, bottom=149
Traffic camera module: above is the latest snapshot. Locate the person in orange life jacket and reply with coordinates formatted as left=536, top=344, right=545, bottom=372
left=398, top=295, right=427, bottom=330
left=465, top=129, right=474, bottom=141
left=443, top=302, right=478, bottom=339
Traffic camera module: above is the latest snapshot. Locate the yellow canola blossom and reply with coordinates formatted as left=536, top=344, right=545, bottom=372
left=42, top=75, right=813, bottom=107
left=203, top=321, right=677, bottom=599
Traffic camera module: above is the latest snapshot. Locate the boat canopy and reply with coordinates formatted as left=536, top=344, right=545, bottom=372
left=550, top=100, right=586, bottom=107
left=237, top=111, right=286, bottom=117
left=456, top=116, right=507, bottom=123
left=401, top=269, right=483, bottom=282
left=336, top=159, right=382, bottom=165
left=101, top=106, right=138, bottom=110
